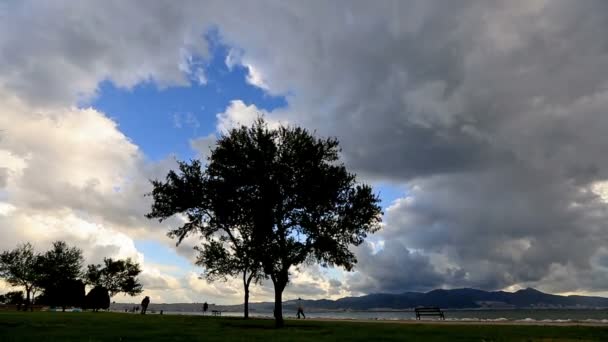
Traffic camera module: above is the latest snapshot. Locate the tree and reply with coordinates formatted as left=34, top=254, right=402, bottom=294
left=0, top=243, right=41, bottom=309
left=85, top=286, right=110, bottom=312
left=147, top=160, right=264, bottom=319
left=148, top=119, right=382, bottom=327
left=86, top=258, right=143, bottom=297
left=36, top=241, right=84, bottom=311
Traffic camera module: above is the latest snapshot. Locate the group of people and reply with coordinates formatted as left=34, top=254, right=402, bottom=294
left=133, top=296, right=306, bottom=318
left=123, top=296, right=151, bottom=314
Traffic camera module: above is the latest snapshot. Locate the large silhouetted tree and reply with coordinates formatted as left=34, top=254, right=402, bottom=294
left=0, top=243, right=41, bottom=310
left=147, top=119, right=382, bottom=327
left=86, top=258, right=143, bottom=297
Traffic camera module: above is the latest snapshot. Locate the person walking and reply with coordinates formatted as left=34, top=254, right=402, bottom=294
left=296, top=297, right=305, bottom=319
left=141, top=296, right=150, bottom=315
left=203, top=302, right=209, bottom=315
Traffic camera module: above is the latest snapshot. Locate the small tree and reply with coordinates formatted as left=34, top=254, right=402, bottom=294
left=148, top=119, right=382, bottom=327
left=86, top=258, right=143, bottom=297
left=36, top=241, right=84, bottom=311
left=0, top=243, right=41, bottom=309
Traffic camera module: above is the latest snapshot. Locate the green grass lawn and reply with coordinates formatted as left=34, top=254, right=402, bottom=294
left=1, top=312, right=608, bottom=341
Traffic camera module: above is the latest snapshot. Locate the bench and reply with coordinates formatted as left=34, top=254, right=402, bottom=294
left=211, top=310, right=222, bottom=316
left=415, top=307, right=445, bottom=320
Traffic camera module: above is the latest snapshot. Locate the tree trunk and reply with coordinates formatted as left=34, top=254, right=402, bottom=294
left=244, top=287, right=249, bottom=319
left=25, top=287, right=31, bottom=312
left=243, top=270, right=257, bottom=319
left=242, top=270, right=251, bottom=319
left=273, top=280, right=286, bottom=328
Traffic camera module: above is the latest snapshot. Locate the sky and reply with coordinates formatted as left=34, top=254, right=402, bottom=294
left=2, top=0, right=608, bottom=304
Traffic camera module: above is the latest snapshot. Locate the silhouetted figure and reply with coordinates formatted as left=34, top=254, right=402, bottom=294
left=296, top=298, right=305, bottom=319
left=203, top=302, right=208, bottom=315
left=140, top=296, right=150, bottom=315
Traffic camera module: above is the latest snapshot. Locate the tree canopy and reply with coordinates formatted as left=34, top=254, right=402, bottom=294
left=86, top=258, right=143, bottom=297
left=37, top=241, right=83, bottom=289
left=148, top=119, right=382, bottom=327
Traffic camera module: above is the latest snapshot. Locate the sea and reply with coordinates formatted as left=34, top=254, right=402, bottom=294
left=141, top=309, right=608, bottom=323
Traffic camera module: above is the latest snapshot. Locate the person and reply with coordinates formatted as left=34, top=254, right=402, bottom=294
left=203, top=302, right=209, bottom=315
left=141, top=296, right=150, bottom=315
left=296, top=297, right=305, bottom=319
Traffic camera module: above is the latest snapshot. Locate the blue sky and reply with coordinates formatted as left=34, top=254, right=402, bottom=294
left=92, top=32, right=287, bottom=161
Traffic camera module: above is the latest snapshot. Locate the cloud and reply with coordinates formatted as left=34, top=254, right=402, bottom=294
left=0, top=0, right=212, bottom=107
left=0, top=92, right=186, bottom=300
left=189, top=134, right=217, bottom=160
left=3, top=0, right=608, bottom=298
left=173, top=112, right=201, bottom=130
left=215, top=100, right=284, bottom=134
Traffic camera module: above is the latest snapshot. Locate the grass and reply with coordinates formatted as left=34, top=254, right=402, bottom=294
left=1, top=312, right=608, bottom=341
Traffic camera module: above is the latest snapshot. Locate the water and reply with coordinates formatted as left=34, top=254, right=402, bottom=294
left=148, top=309, right=608, bottom=323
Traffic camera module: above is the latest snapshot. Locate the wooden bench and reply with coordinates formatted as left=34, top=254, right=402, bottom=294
left=211, top=310, right=222, bottom=316
left=415, top=307, right=445, bottom=320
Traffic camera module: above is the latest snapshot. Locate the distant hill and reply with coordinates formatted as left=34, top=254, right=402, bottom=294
left=112, top=288, right=608, bottom=313
left=292, top=288, right=608, bottom=310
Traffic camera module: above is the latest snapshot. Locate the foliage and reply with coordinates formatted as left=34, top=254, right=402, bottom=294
left=147, top=119, right=382, bottom=327
left=36, top=279, right=85, bottom=310
left=0, top=243, right=41, bottom=306
left=86, top=258, right=143, bottom=297
left=0, top=291, right=24, bottom=304
left=37, top=241, right=84, bottom=287
left=85, top=286, right=111, bottom=311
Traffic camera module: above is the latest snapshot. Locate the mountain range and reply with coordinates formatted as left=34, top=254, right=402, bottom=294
left=113, top=288, right=608, bottom=313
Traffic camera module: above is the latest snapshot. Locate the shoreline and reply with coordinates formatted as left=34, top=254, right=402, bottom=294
left=110, top=310, right=608, bottom=327
left=301, top=317, right=608, bottom=327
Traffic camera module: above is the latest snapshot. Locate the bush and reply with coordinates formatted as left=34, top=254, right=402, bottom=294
left=85, top=286, right=110, bottom=312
